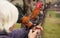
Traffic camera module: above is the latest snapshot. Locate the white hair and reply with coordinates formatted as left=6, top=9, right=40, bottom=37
left=0, top=1, right=18, bottom=33
left=0, top=0, right=8, bottom=1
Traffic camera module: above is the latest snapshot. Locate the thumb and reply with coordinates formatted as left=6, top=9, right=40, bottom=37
left=33, top=30, right=38, bottom=35
left=29, top=29, right=33, bottom=33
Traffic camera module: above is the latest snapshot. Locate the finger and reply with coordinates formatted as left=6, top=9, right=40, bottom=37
left=33, top=30, right=38, bottom=34
left=29, top=29, right=33, bottom=33
left=36, top=26, right=43, bottom=31
left=40, top=26, right=43, bottom=31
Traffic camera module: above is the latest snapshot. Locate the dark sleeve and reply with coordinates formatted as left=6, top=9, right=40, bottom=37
left=11, top=28, right=29, bottom=38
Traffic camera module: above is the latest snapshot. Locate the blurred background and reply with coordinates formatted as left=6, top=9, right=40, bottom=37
left=8, top=0, right=60, bottom=38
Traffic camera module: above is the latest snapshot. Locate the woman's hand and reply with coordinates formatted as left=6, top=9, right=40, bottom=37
left=28, top=26, right=43, bottom=38
left=28, top=29, right=38, bottom=38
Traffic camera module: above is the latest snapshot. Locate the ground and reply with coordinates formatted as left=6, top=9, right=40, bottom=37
left=43, top=11, right=60, bottom=38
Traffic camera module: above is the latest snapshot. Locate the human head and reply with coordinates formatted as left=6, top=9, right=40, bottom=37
left=0, top=1, right=18, bottom=33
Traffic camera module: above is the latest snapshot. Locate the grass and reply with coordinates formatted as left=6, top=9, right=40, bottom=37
left=43, top=11, right=60, bottom=38
left=47, top=11, right=56, bottom=17
left=14, top=23, right=21, bottom=29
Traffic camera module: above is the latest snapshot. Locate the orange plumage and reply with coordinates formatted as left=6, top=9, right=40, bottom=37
left=21, top=7, right=40, bottom=28
left=31, top=8, right=40, bottom=19
left=22, top=16, right=32, bottom=28
left=22, top=16, right=30, bottom=24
